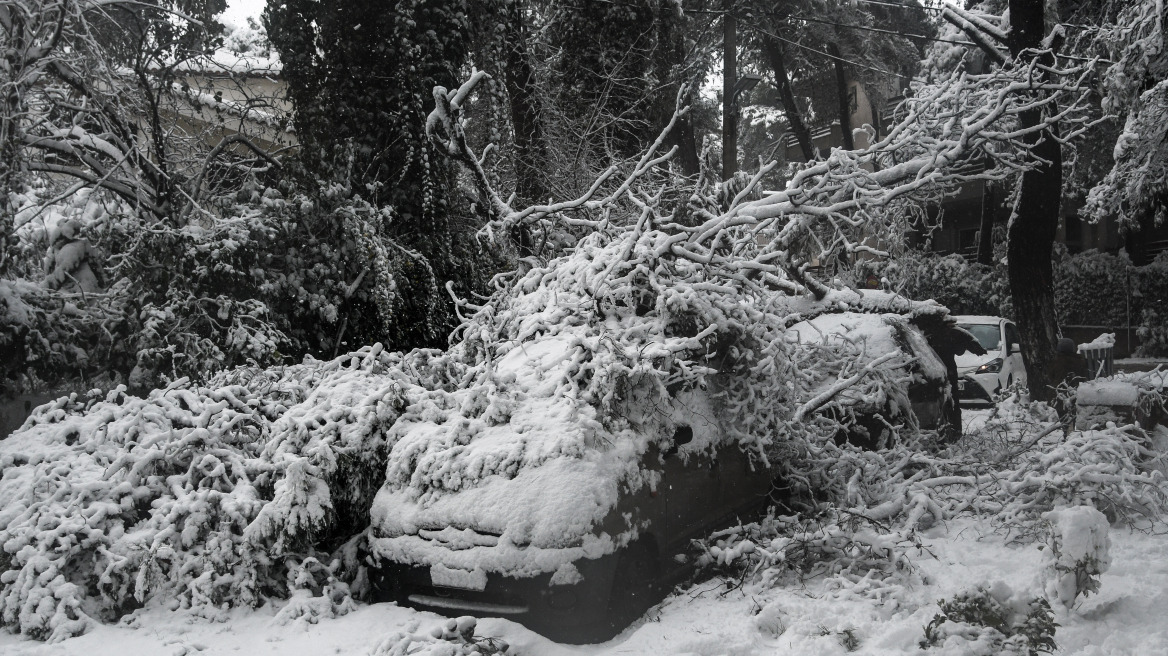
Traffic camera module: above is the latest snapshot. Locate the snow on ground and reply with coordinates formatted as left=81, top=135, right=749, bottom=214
left=1, top=513, right=1164, bottom=656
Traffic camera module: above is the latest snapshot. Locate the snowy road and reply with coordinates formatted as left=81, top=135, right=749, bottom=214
left=2, top=513, right=1165, bottom=656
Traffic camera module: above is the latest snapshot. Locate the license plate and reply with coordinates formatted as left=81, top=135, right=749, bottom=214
left=429, top=564, right=487, bottom=591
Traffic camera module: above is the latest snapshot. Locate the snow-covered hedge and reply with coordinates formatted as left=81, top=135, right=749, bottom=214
left=1132, top=252, right=1168, bottom=356
left=0, top=348, right=416, bottom=640
left=850, top=251, right=1010, bottom=319
left=1053, top=249, right=1132, bottom=327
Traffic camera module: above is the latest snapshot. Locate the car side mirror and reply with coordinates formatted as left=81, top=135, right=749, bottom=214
left=1010, top=343, right=1021, bottom=354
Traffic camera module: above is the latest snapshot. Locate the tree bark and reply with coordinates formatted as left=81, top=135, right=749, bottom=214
left=651, top=5, right=699, bottom=176
left=503, top=0, right=545, bottom=255
left=977, top=181, right=995, bottom=266
left=722, top=2, right=737, bottom=180
left=1007, top=0, right=1062, bottom=402
left=0, top=89, right=19, bottom=276
left=763, top=36, right=814, bottom=162
left=0, top=8, right=28, bottom=276
left=828, top=44, right=854, bottom=151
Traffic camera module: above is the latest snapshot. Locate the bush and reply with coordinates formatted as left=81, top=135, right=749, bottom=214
left=0, top=346, right=412, bottom=640
left=1040, top=506, right=1111, bottom=609
left=849, top=251, right=1010, bottom=317
left=1132, top=252, right=1168, bottom=356
left=921, top=584, right=1057, bottom=656
left=1, top=178, right=511, bottom=394
left=1053, top=248, right=1132, bottom=326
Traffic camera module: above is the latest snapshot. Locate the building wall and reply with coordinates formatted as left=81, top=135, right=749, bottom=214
left=166, top=72, right=297, bottom=155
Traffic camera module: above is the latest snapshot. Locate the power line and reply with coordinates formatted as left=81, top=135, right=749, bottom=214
left=561, top=1, right=1102, bottom=65
left=742, top=20, right=913, bottom=81
left=786, top=13, right=980, bottom=47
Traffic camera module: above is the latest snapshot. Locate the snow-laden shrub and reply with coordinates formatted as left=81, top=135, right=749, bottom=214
left=0, top=277, right=131, bottom=392
left=0, top=346, right=414, bottom=640
left=2, top=175, right=509, bottom=394
left=693, top=508, right=921, bottom=593
left=1053, top=249, right=1132, bottom=327
left=1133, top=252, right=1168, bottom=357
left=1040, top=506, right=1111, bottom=609
left=850, top=251, right=1010, bottom=318
left=920, top=584, right=1056, bottom=656
left=368, top=616, right=511, bottom=656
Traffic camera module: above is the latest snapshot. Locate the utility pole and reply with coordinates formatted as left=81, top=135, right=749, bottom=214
left=722, top=0, right=737, bottom=180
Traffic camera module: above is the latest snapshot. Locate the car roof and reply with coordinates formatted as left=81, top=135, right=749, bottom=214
left=953, top=315, right=1007, bottom=326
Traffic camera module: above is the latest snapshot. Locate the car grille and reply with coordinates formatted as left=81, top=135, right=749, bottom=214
left=415, top=526, right=502, bottom=550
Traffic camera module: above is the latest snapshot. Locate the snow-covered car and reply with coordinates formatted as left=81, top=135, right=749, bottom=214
left=954, top=315, right=1027, bottom=403
left=367, top=307, right=951, bottom=642
left=369, top=385, right=776, bottom=643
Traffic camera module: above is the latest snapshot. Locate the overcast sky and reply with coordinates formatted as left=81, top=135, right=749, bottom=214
left=221, top=0, right=265, bottom=28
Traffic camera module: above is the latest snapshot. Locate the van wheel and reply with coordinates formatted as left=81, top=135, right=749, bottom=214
left=604, top=540, right=661, bottom=635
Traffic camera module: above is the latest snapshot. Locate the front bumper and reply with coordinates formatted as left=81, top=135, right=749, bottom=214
left=371, top=553, right=621, bottom=643
left=957, top=373, right=997, bottom=402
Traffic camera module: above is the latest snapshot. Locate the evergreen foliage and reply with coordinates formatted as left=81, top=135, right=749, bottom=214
left=264, top=0, right=501, bottom=351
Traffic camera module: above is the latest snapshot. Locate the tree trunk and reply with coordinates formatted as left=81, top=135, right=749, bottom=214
left=0, top=102, right=18, bottom=276
left=977, top=181, right=995, bottom=266
left=652, top=6, right=699, bottom=176
left=503, top=0, right=545, bottom=255
left=1008, top=0, right=1062, bottom=402
left=670, top=94, right=701, bottom=177
left=0, top=9, right=26, bottom=276
left=828, top=44, right=854, bottom=151
left=722, top=3, right=737, bottom=180
left=763, top=36, right=814, bottom=162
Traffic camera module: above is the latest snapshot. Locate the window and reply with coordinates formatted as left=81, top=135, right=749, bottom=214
left=959, top=323, right=1001, bottom=351
left=1005, top=323, right=1020, bottom=350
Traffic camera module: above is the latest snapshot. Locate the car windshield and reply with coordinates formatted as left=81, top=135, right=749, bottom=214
left=959, top=324, right=1001, bottom=351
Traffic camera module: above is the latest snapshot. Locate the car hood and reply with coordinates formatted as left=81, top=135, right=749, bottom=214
left=956, top=352, right=994, bottom=372
left=369, top=450, right=637, bottom=578
left=368, top=328, right=727, bottom=577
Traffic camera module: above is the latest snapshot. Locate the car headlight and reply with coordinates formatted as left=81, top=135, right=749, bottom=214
left=975, top=358, right=1003, bottom=374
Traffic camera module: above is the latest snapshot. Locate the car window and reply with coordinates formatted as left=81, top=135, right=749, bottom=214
left=959, top=324, right=1001, bottom=351
left=1005, top=323, right=1020, bottom=348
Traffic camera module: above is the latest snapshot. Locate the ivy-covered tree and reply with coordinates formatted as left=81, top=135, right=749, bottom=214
left=265, top=0, right=504, bottom=351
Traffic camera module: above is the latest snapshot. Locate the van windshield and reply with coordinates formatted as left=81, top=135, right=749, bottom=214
left=959, top=324, right=1001, bottom=351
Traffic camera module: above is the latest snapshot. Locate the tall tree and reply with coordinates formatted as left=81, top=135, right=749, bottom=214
left=0, top=0, right=236, bottom=273
left=738, top=0, right=927, bottom=163
left=936, top=0, right=1076, bottom=399
left=1081, top=0, right=1168, bottom=231
left=539, top=0, right=709, bottom=184
left=1004, top=0, right=1063, bottom=400
left=265, top=0, right=488, bottom=350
